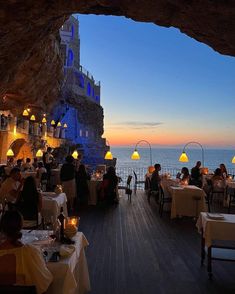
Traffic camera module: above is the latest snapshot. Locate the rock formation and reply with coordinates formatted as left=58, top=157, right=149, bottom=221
left=1, top=0, right=235, bottom=110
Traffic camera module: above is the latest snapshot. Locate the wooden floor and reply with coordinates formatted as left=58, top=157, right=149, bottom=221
left=78, top=190, right=235, bottom=294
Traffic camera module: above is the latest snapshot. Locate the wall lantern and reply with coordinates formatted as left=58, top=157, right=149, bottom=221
left=36, top=149, right=43, bottom=158
left=30, top=114, right=36, bottom=121
left=22, top=109, right=29, bottom=116
left=6, top=148, right=14, bottom=157
left=51, top=120, right=55, bottom=126
left=72, top=150, right=78, bottom=159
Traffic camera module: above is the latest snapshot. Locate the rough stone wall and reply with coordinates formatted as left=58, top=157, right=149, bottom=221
left=1, top=0, right=235, bottom=111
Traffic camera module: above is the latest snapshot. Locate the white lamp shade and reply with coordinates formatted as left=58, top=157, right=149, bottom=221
left=232, top=156, right=235, bottom=164
left=179, top=151, right=189, bottom=162
left=131, top=150, right=140, bottom=160
left=104, top=151, right=113, bottom=160
left=6, top=148, right=14, bottom=157
left=36, top=149, right=43, bottom=157
left=63, top=123, right=68, bottom=128
left=72, top=150, right=78, bottom=159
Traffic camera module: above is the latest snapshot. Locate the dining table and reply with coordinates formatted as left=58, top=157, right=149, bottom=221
left=22, top=230, right=91, bottom=294
left=168, top=184, right=207, bottom=219
left=196, top=212, right=235, bottom=278
left=42, top=192, right=68, bottom=223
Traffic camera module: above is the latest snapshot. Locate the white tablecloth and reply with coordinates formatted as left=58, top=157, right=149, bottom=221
left=42, top=192, right=68, bottom=222
left=169, top=185, right=207, bottom=219
left=196, top=212, right=235, bottom=247
left=46, top=232, right=91, bottom=294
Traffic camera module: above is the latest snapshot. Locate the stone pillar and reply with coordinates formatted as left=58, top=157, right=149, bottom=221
left=33, top=123, right=39, bottom=136
left=23, top=120, right=29, bottom=134
left=42, top=124, right=47, bottom=137
left=60, top=128, right=65, bottom=139
left=54, top=127, right=60, bottom=138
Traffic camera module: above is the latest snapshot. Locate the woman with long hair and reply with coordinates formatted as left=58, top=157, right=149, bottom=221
left=17, top=176, right=42, bottom=221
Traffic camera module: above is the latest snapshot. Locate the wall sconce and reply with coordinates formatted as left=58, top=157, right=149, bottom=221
left=72, top=150, right=78, bottom=159
left=104, top=140, right=113, bottom=160
left=22, top=109, right=29, bottom=116
left=57, top=122, right=62, bottom=127
left=6, top=148, right=14, bottom=157
left=63, top=123, right=68, bottom=128
left=51, top=120, right=55, bottom=126
left=30, top=114, right=36, bottom=121
left=42, top=117, right=47, bottom=123
left=36, top=149, right=43, bottom=158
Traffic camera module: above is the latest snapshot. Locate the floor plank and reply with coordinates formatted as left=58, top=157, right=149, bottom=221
left=78, top=191, right=235, bottom=294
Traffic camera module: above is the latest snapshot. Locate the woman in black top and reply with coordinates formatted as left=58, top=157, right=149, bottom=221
left=102, top=166, right=119, bottom=204
left=76, top=164, right=90, bottom=205
left=60, top=155, right=76, bottom=212
left=18, top=176, right=42, bottom=221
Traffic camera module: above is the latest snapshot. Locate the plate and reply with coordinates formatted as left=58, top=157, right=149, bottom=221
left=206, top=213, right=225, bottom=220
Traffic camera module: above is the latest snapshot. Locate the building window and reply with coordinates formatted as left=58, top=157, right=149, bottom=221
left=79, top=74, right=84, bottom=88
left=79, top=129, right=82, bottom=137
left=92, top=88, right=95, bottom=97
left=85, top=130, right=89, bottom=137
left=67, top=49, right=73, bottom=66
left=87, top=82, right=91, bottom=96
left=95, top=95, right=100, bottom=103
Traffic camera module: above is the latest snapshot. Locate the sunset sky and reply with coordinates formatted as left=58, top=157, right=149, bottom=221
left=77, top=14, right=235, bottom=148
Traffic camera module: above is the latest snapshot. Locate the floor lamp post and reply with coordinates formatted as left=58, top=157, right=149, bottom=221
left=131, top=140, right=153, bottom=166
left=179, top=141, right=205, bottom=167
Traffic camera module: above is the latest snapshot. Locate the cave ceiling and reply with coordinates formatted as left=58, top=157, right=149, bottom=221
left=0, top=0, right=235, bottom=113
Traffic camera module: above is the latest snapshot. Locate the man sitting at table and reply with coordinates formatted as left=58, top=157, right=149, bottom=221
left=150, top=163, right=161, bottom=192
left=190, top=161, right=202, bottom=188
left=0, top=167, right=23, bottom=204
left=0, top=210, right=53, bottom=293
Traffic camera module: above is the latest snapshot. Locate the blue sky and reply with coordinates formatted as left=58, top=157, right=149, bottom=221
left=76, top=14, right=235, bottom=148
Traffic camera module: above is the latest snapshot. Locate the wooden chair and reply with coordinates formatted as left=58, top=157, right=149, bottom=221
left=146, top=177, right=159, bottom=204
left=228, top=188, right=235, bottom=213
left=118, top=175, right=133, bottom=202
left=210, top=180, right=226, bottom=212
left=159, top=185, right=172, bottom=217
left=133, top=171, right=145, bottom=194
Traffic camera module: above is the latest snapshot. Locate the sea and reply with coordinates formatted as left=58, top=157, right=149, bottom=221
left=112, top=147, right=235, bottom=175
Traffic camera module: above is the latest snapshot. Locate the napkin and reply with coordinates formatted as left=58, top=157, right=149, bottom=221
left=59, top=245, right=75, bottom=257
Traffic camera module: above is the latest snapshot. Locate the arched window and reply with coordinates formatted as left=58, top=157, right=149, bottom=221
left=67, top=49, right=73, bottom=66
left=95, top=95, right=100, bottom=103
left=87, top=82, right=91, bottom=96
left=79, top=74, right=84, bottom=88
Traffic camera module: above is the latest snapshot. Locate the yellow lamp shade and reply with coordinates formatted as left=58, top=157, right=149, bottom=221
left=131, top=150, right=140, bottom=160
left=63, top=123, right=68, bottom=128
left=51, top=120, right=55, bottom=125
left=6, top=148, right=14, bottom=157
left=42, top=117, right=47, bottom=123
left=30, top=114, right=36, bottom=121
left=22, top=109, right=29, bottom=116
left=232, top=156, right=235, bottom=164
left=36, top=149, right=43, bottom=157
left=57, top=121, right=62, bottom=127
left=72, top=150, right=78, bottom=159
left=104, top=151, right=113, bottom=160
left=179, top=151, right=189, bottom=162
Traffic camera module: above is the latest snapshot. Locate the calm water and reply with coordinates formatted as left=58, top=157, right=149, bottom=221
left=112, top=147, right=235, bottom=174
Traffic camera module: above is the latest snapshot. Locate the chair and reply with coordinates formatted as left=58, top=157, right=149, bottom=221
left=159, top=185, right=172, bottom=217
left=118, top=175, right=132, bottom=202
left=210, top=180, right=226, bottom=211
left=228, top=188, right=235, bottom=213
left=145, top=177, right=159, bottom=204
left=133, top=171, right=145, bottom=194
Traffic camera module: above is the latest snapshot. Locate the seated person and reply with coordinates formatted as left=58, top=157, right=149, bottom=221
left=17, top=176, right=42, bottom=222
left=150, top=163, right=161, bottom=192
left=211, top=168, right=226, bottom=191
left=76, top=164, right=90, bottom=205
left=190, top=161, right=202, bottom=187
left=15, top=159, right=23, bottom=171
left=0, top=210, right=53, bottom=293
left=180, top=167, right=190, bottom=185
left=220, top=163, right=228, bottom=179
left=32, top=157, right=38, bottom=170
left=101, top=166, right=119, bottom=204
left=0, top=168, right=23, bottom=204
left=21, top=158, right=33, bottom=171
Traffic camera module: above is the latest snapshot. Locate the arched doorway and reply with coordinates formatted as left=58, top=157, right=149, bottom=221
left=10, top=138, right=33, bottom=160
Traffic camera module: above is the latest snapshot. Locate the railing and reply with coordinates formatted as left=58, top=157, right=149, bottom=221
left=115, top=166, right=235, bottom=189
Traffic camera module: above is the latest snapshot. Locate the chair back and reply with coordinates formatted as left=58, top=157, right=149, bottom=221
left=126, top=175, right=132, bottom=187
